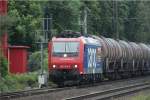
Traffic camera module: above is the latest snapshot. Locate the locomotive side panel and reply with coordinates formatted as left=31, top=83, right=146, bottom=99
left=83, top=44, right=103, bottom=74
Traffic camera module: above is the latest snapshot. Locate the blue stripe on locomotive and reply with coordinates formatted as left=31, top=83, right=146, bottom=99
left=83, top=44, right=103, bottom=74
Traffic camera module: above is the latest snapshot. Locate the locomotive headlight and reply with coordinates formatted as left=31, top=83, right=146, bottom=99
left=74, top=65, right=78, bottom=68
left=53, top=65, right=56, bottom=68
left=64, top=54, right=67, bottom=57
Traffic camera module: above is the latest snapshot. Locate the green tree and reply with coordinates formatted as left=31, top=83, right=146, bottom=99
left=135, top=1, right=150, bottom=42
left=80, top=1, right=101, bottom=35
left=45, top=0, right=81, bottom=34
left=8, top=0, right=42, bottom=51
left=124, top=1, right=150, bottom=43
left=7, top=0, right=150, bottom=48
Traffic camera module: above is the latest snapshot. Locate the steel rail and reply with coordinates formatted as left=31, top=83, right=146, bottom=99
left=65, top=82, right=150, bottom=100
left=0, top=86, right=74, bottom=99
left=0, top=76, right=150, bottom=100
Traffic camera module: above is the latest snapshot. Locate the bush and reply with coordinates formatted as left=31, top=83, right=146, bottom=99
left=0, top=56, right=8, bottom=77
left=28, top=50, right=48, bottom=72
left=0, top=72, right=38, bottom=92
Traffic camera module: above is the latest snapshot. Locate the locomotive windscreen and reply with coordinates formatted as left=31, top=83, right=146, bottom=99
left=52, top=41, right=79, bottom=57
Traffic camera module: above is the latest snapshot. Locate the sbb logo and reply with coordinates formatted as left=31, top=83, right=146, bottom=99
left=87, top=48, right=96, bottom=68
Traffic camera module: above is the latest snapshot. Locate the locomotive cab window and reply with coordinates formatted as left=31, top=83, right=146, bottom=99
left=52, top=41, right=79, bottom=57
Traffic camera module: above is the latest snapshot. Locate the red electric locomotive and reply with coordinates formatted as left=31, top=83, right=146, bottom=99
left=48, top=31, right=102, bottom=85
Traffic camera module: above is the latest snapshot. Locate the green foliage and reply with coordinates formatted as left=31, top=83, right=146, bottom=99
left=8, top=0, right=42, bottom=50
left=0, top=72, right=38, bottom=92
left=124, top=1, right=150, bottom=42
left=0, top=57, right=8, bottom=77
left=8, top=1, right=150, bottom=48
left=28, top=50, right=48, bottom=71
left=45, top=1, right=81, bottom=33
left=0, top=15, right=15, bottom=37
left=81, top=1, right=101, bottom=35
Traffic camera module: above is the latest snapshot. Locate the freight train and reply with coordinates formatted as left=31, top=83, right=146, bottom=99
left=48, top=31, right=150, bottom=85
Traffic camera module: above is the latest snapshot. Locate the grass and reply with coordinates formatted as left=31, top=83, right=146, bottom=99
left=132, top=93, right=150, bottom=100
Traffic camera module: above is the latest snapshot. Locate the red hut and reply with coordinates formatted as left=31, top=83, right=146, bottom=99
left=8, top=46, right=29, bottom=74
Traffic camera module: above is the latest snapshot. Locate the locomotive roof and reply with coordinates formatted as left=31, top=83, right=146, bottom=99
left=52, top=36, right=101, bottom=47
left=81, top=36, right=101, bottom=47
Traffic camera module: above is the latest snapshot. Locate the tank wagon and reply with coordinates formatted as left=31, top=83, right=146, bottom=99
left=48, top=31, right=150, bottom=85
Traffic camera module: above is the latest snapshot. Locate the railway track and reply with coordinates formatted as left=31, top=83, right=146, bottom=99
left=65, top=82, right=150, bottom=100
left=0, top=76, right=150, bottom=100
left=0, top=86, right=74, bottom=100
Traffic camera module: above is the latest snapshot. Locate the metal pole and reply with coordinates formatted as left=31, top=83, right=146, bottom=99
left=84, top=7, right=87, bottom=35
left=115, top=1, right=119, bottom=39
left=40, top=41, right=44, bottom=74
left=49, top=14, right=52, bottom=40
left=112, top=0, right=115, bottom=35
